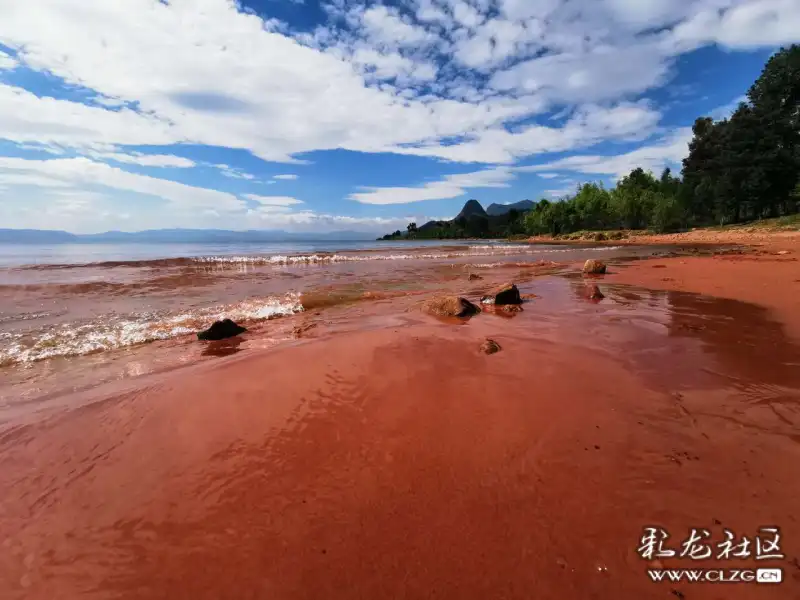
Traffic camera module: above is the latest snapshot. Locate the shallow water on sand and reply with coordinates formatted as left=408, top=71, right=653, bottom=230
left=1, top=268, right=799, bottom=599
left=0, top=242, right=638, bottom=368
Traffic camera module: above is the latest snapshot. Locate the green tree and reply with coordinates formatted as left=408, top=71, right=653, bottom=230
left=682, top=45, right=800, bottom=223
left=572, top=182, right=613, bottom=230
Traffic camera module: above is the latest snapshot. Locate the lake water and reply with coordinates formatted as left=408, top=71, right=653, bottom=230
left=0, top=240, right=480, bottom=268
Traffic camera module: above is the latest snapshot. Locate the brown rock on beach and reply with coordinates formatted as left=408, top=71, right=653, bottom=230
left=424, top=296, right=480, bottom=318
left=480, top=339, right=501, bottom=354
left=583, top=259, right=607, bottom=275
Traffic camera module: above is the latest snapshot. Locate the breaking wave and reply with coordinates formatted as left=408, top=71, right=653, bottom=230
left=191, top=246, right=622, bottom=266
left=0, top=294, right=303, bottom=365
left=14, top=245, right=623, bottom=270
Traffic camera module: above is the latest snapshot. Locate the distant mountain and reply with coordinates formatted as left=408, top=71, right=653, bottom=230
left=0, top=229, right=79, bottom=243
left=455, top=199, right=488, bottom=221
left=486, top=200, right=535, bottom=216
left=0, top=228, right=378, bottom=244
left=380, top=199, right=528, bottom=240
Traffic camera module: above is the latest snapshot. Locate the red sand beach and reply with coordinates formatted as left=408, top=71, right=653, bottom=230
left=1, top=234, right=800, bottom=599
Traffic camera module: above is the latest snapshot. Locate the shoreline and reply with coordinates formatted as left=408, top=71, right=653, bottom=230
left=1, top=231, right=799, bottom=598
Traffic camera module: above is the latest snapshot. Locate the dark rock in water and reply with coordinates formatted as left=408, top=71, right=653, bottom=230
left=197, top=319, right=247, bottom=341
left=480, top=339, right=501, bottom=355
left=425, top=296, right=480, bottom=318
left=481, top=282, right=521, bottom=305
left=583, top=259, right=607, bottom=274
left=467, top=273, right=483, bottom=281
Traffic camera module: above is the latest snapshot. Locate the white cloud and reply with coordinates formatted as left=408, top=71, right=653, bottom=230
left=670, top=0, right=800, bottom=51
left=0, top=50, right=16, bottom=70
left=273, top=174, right=299, bottom=180
left=360, top=5, right=437, bottom=48
left=0, top=156, right=244, bottom=211
left=91, top=151, right=196, bottom=168
left=213, top=163, right=258, bottom=180
left=709, top=95, right=749, bottom=120
left=350, top=46, right=438, bottom=83
left=537, top=173, right=560, bottom=179
left=0, top=0, right=794, bottom=171
left=243, top=194, right=304, bottom=206
left=543, top=182, right=578, bottom=198
left=490, top=42, right=674, bottom=105
left=447, top=0, right=485, bottom=29
left=414, top=0, right=453, bottom=26
left=0, top=84, right=176, bottom=150
left=243, top=209, right=431, bottom=234
left=349, top=166, right=515, bottom=204
left=519, top=128, right=693, bottom=179
left=393, top=101, right=661, bottom=163
left=0, top=0, right=540, bottom=164
left=498, top=0, right=560, bottom=21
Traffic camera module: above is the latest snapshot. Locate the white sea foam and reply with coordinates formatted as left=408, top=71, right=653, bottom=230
left=191, top=245, right=621, bottom=265
left=0, top=293, right=303, bottom=365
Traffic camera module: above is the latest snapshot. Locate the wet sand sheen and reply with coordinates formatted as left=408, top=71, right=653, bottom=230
left=1, top=262, right=800, bottom=598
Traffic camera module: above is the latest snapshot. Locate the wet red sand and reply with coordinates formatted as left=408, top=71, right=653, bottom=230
left=610, top=250, right=800, bottom=339
left=2, top=242, right=800, bottom=599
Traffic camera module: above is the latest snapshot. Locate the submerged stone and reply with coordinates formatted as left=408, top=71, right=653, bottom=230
left=480, top=339, right=502, bottom=355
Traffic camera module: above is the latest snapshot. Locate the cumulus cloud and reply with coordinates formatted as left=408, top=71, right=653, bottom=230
left=213, top=164, right=259, bottom=180
left=90, top=152, right=196, bottom=168
left=349, top=166, right=515, bottom=204
left=392, top=101, right=662, bottom=163
left=243, top=194, right=305, bottom=207
left=2, top=0, right=792, bottom=167
left=0, top=156, right=245, bottom=211
left=360, top=5, right=437, bottom=48
left=0, top=49, right=16, bottom=70
left=519, top=128, right=693, bottom=179
left=243, top=209, right=435, bottom=234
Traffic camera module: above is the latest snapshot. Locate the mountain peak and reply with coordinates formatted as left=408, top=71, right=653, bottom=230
left=485, top=200, right=535, bottom=216
left=455, top=199, right=487, bottom=221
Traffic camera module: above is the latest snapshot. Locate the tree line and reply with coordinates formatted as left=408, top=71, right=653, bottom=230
left=525, top=45, right=799, bottom=236
left=384, top=45, right=799, bottom=240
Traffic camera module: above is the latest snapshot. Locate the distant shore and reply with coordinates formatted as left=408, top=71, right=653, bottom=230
left=2, top=232, right=799, bottom=599
left=526, top=223, right=800, bottom=249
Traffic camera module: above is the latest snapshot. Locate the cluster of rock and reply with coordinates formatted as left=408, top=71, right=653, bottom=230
left=196, top=260, right=610, bottom=345
left=424, top=282, right=523, bottom=319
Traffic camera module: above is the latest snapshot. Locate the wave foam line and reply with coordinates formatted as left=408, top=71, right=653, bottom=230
left=192, top=246, right=622, bottom=265
left=0, top=293, right=303, bottom=365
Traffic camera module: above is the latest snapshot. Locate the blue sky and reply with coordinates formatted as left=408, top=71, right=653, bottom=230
left=0, top=0, right=797, bottom=234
